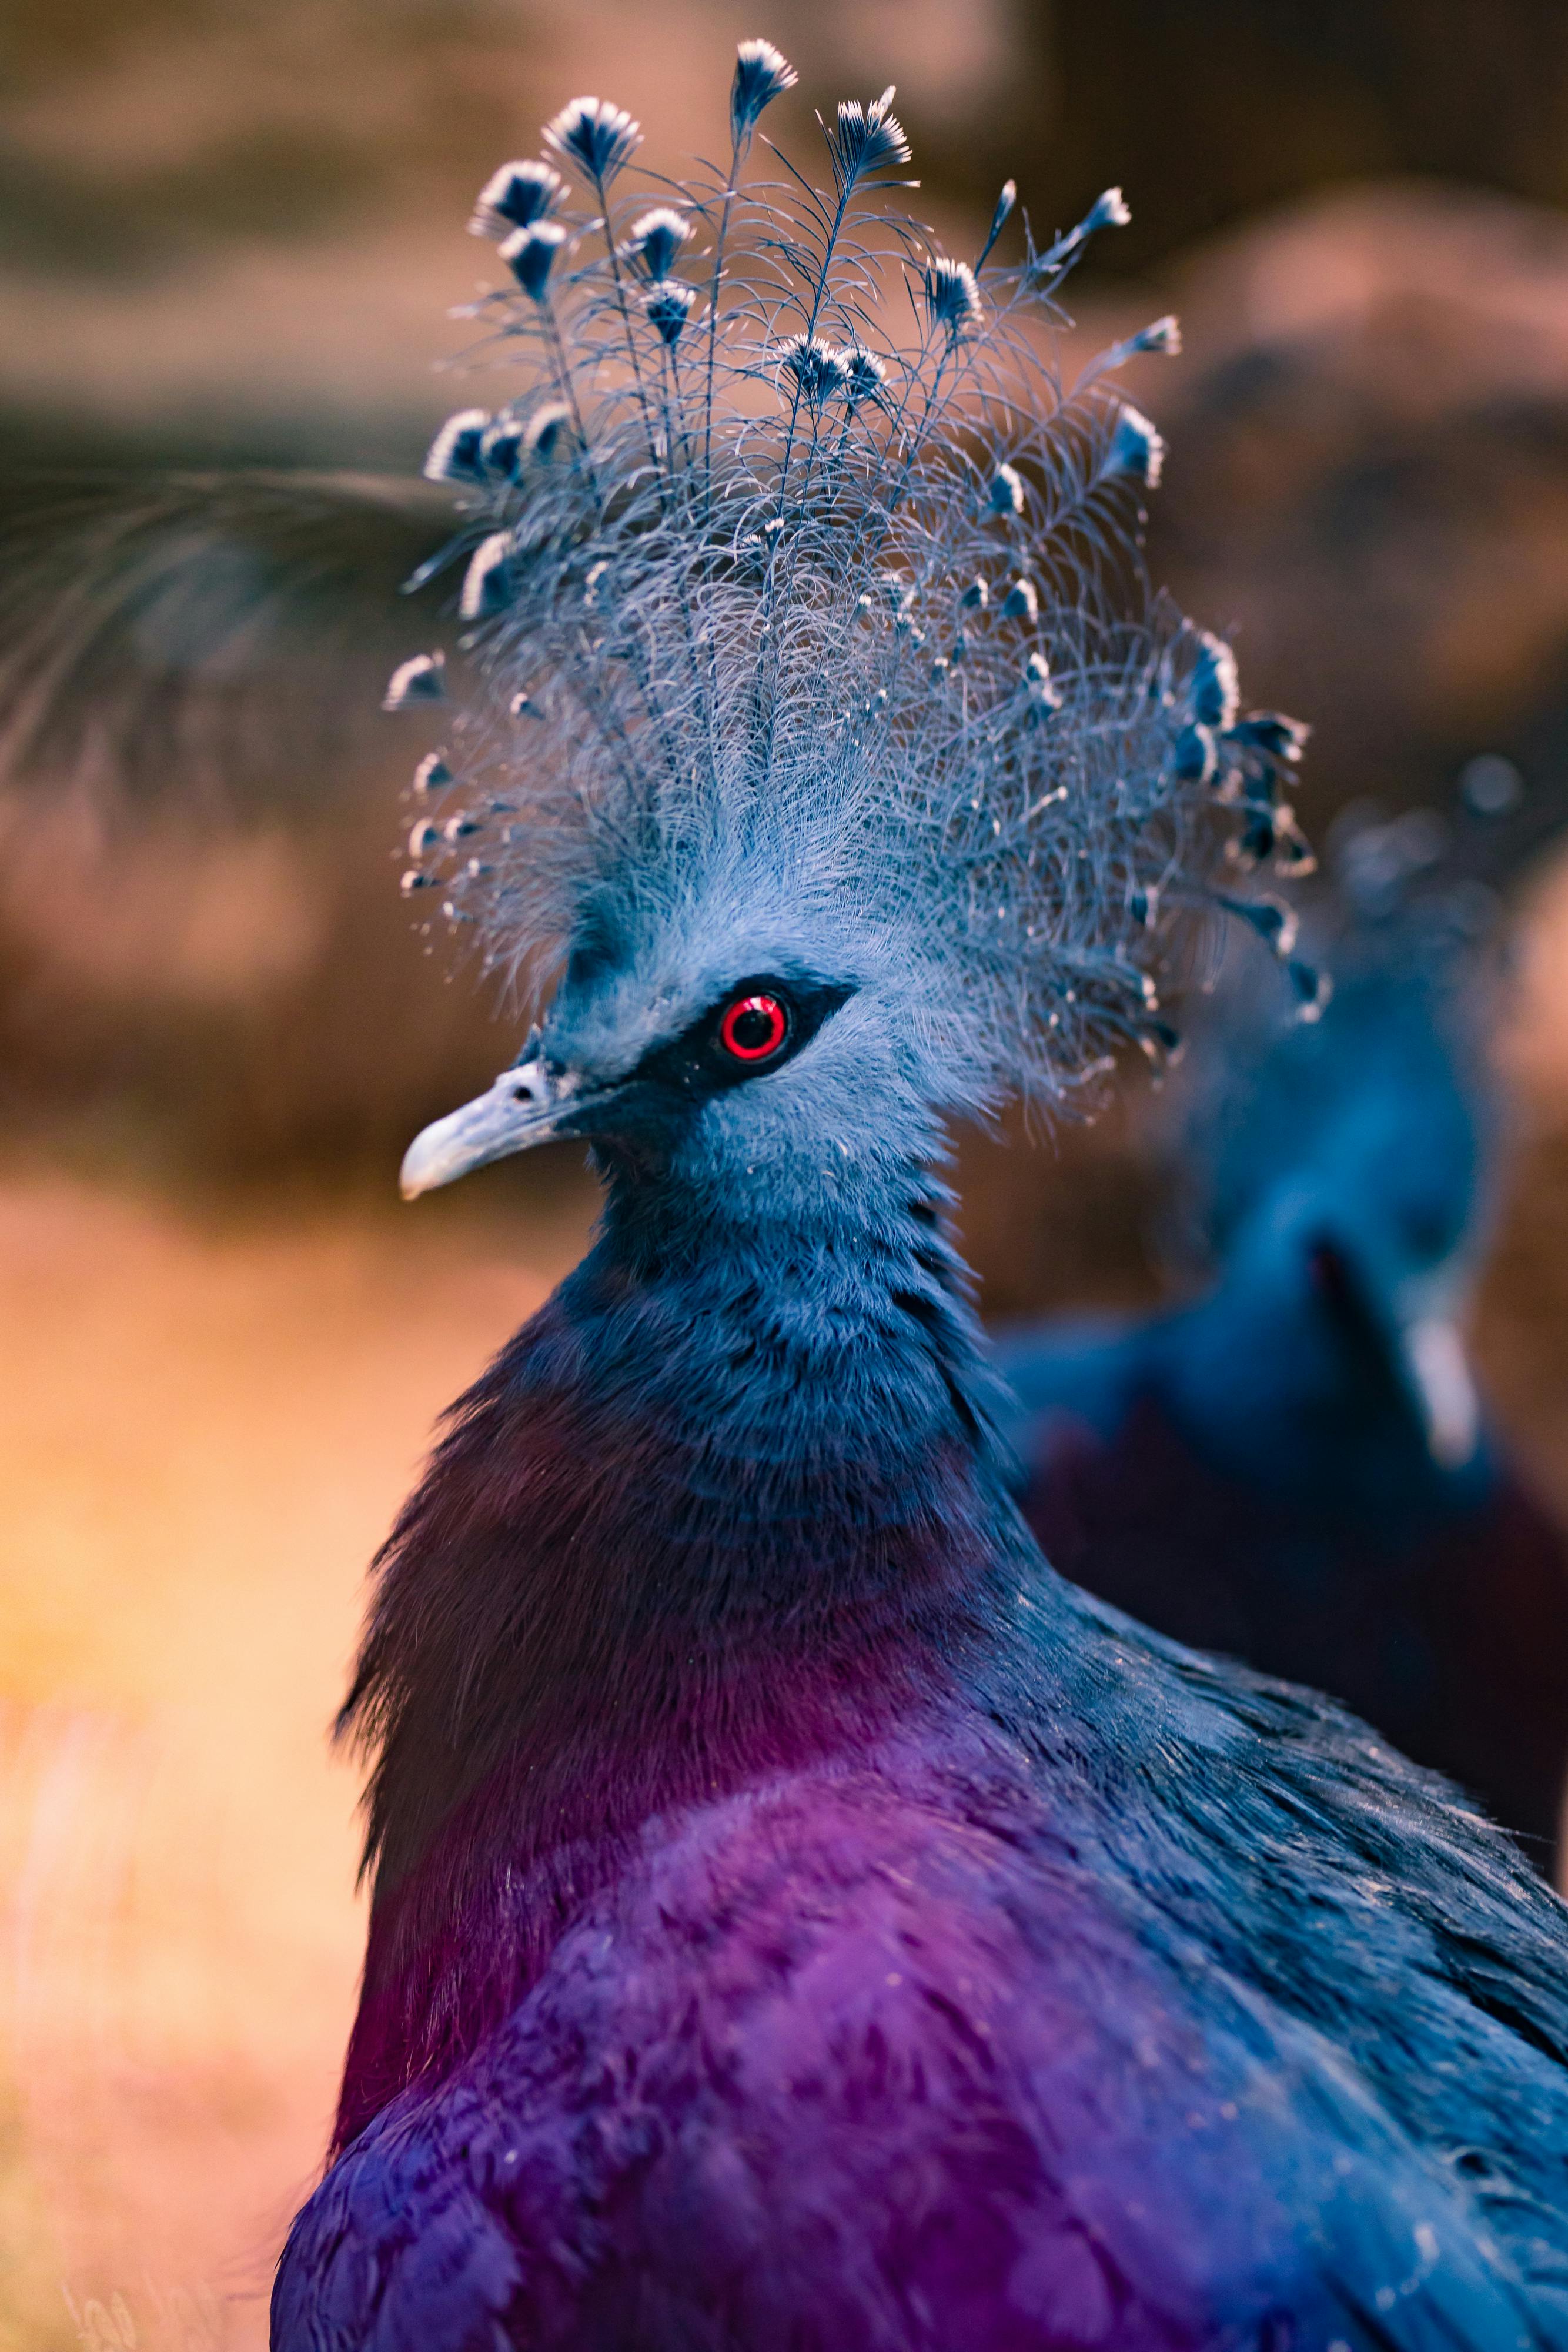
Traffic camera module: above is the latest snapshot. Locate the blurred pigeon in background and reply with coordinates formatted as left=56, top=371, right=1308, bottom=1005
left=998, top=799, right=1568, bottom=1875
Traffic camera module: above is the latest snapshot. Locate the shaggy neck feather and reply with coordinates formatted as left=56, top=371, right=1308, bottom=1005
left=333, top=1150, right=1019, bottom=2144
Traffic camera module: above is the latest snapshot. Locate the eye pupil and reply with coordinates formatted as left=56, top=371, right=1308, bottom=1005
left=729, top=1005, right=775, bottom=1053
left=720, top=992, right=788, bottom=1063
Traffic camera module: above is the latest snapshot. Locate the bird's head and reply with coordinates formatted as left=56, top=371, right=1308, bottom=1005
left=399, top=864, right=927, bottom=1202
left=1179, top=949, right=1495, bottom=1489
left=389, top=47, right=1316, bottom=1225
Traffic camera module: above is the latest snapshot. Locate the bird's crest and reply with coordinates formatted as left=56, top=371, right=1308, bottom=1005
left=394, top=42, right=1315, bottom=1111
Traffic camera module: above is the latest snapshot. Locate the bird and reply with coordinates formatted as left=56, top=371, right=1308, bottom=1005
left=274, top=46, right=1568, bottom=2350
left=997, top=841, right=1568, bottom=1879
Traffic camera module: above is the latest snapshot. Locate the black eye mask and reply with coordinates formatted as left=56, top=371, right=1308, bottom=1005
left=634, top=977, right=854, bottom=1097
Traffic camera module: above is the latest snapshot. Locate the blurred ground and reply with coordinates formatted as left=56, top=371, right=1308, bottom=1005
left=9, top=1, right=1568, bottom=2340
left=0, top=1175, right=590, bottom=2350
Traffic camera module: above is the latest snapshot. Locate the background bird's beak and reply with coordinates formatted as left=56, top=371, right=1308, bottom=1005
left=400, top=1049, right=584, bottom=1198
left=1309, top=1235, right=1481, bottom=1470
left=1399, top=1313, right=1482, bottom=1469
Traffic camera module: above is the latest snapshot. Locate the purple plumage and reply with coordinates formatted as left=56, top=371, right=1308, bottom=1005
left=275, top=44, right=1568, bottom=2352
left=289, top=1730, right=1553, bottom=2348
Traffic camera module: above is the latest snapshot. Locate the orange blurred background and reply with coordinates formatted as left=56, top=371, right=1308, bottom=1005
left=9, top=4, right=1568, bottom=2343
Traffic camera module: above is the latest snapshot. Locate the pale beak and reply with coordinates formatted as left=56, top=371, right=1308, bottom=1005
left=1310, top=1235, right=1482, bottom=1472
left=400, top=1041, right=584, bottom=1199
left=1400, top=1315, right=1482, bottom=1471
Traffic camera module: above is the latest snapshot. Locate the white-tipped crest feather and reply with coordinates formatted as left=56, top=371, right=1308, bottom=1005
left=406, top=41, right=1313, bottom=1107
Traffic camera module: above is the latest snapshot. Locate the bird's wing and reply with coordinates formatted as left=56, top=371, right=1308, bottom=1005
left=273, top=1766, right=1568, bottom=2351
left=271, top=2117, right=520, bottom=2352
left=276, top=2036, right=1568, bottom=2352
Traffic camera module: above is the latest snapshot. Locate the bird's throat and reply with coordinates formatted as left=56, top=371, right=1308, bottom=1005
left=334, top=1160, right=1012, bottom=2144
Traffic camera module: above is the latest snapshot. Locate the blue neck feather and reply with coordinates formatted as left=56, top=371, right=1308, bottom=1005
left=334, top=1148, right=1026, bottom=2141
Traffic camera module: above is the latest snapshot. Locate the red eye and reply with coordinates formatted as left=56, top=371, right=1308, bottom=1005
left=719, top=991, right=789, bottom=1063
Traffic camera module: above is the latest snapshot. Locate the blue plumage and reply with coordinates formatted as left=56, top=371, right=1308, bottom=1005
left=276, top=44, right=1568, bottom=2351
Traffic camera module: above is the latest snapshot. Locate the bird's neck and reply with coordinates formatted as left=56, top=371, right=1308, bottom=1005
left=1155, top=1245, right=1451, bottom=1518
left=336, top=1152, right=1017, bottom=2143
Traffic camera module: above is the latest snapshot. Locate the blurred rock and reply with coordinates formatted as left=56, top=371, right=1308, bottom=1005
left=0, top=472, right=517, bottom=1191
left=1146, top=181, right=1568, bottom=846
left=1022, top=1, right=1568, bottom=276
